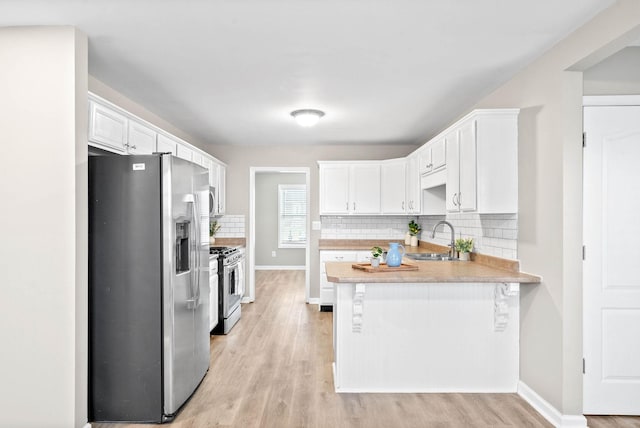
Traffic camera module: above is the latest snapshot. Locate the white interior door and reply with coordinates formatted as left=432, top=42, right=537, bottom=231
left=583, top=104, right=640, bottom=415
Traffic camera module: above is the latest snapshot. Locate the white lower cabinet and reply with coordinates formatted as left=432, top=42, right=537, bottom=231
left=319, top=250, right=372, bottom=309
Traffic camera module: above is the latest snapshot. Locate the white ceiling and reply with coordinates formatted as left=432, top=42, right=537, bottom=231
left=0, top=0, right=615, bottom=146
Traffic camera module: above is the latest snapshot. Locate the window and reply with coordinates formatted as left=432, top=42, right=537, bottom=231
left=278, top=184, right=307, bottom=248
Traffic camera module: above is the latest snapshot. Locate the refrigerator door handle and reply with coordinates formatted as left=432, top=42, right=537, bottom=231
left=185, top=196, right=200, bottom=309
left=193, top=193, right=201, bottom=305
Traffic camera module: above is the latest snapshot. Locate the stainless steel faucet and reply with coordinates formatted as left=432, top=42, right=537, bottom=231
left=431, top=220, right=455, bottom=258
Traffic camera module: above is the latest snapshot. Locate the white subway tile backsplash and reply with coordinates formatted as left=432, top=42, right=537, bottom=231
left=320, top=212, right=518, bottom=260
left=214, top=214, right=245, bottom=238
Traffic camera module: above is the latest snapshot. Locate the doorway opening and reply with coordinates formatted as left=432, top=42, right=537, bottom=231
left=248, top=167, right=311, bottom=304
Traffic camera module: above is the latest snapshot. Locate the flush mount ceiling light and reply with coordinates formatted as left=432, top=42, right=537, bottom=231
left=290, top=109, right=325, bottom=127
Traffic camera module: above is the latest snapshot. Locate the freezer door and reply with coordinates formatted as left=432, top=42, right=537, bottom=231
left=162, top=156, right=210, bottom=416
left=89, top=155, right=164, bottom=422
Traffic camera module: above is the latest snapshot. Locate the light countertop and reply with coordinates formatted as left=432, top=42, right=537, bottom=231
left=325, top=259, right=541, bottom=284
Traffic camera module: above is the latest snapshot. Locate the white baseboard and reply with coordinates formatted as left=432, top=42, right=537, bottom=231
left=518, top=381, right=587, bottom=428
left=307, top=297, right=319, bottom=305
left=255, top=265, right=305, bottom=271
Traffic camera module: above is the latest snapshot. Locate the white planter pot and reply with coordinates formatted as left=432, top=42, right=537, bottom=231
left=209, top=236, right=216, bottom=245
left=459, top=252, right=470, bottom=261
left=371, top=257, right=380, bottom=267
left=410, top=235, right=418, bottom=247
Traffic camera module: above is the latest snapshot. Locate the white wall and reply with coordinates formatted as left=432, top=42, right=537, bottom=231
left=470, top=0, right=640, bottom=416
left=0, top=26, right=88, bottom=428
left=584, top=46, right=640, bottom=95
left=255, top=172, right=306, bottom=267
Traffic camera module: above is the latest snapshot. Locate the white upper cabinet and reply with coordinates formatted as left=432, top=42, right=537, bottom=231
left=419, top=138, right=446, bottom=175
left=192, top=151, right=205, bottom=168
left=217, top=164, right=226, bottom=215
left=405, top=154, right=421, bottom=214
left=445, top=129, right=461, bottom=212
left=351, top=164, right=381, bottom=214
left=319, top=164, right=350, bottom=214
left=319, top=162, right=381, bottom=215
left=156, top=134, right=177, bottom=155
left=89, top=100, right=128, bottom=153
left=176, top=143, right=193, bottom=162
left=127, top=120, right=157, bottom=154
left=381, top=159, right=407, bottom=214
left=446, top=110, right=518, bottom=213
left=458, top=119, right=477, bottom=212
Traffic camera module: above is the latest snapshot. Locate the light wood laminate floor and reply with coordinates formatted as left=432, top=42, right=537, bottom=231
left=93, top=270, right=638, bottom=428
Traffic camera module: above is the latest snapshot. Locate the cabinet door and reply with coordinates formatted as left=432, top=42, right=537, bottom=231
left=431, top=138, right=446, bottom=170
left=217, top=165, right=226, bottom=215
left=319, top=164, right=350, bottom=214
left=192, top=152, right=205, bottom=167
left=127, top=120, right=157, bottom=154
left=319, top=251, right=357, bottom=306
left=156, top=134, right=177, bottom=155
left=406, top=154, right=421, bottom=213
left=419, top=147, right=432, bottom=175
left=209, top=161, right=219, bottom=188
left=381, top=160, right=406, bottom=214
left=446, top=130, right=460, bottom=212
left=351, top=164, right=381, bottom=214
left=176, top=143, right=193, bottom=162
left=89, top=101, right=128, bottom=153
left=458, top=120, right=477, bottom=212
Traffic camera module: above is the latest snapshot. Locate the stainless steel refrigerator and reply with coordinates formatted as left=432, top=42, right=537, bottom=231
left=89, top=153, right=210, bottom=423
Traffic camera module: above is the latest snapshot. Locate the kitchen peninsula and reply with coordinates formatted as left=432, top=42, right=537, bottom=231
left=325, top=257, right=540, bottom=393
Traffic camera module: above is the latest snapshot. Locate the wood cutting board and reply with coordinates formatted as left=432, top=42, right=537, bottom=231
left=351, top=263, right=419, bottom=273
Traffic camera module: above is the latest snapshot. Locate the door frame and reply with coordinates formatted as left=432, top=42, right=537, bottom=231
left=247, top=167, right=311, bottom=303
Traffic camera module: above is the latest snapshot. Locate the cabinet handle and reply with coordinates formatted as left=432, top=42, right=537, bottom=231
left=130, top=145, right=136, bottom=150
left=336, top=256, right=344, bottom=260
left=346, top=202, right=349, bottom=211
left=402, top=201, right=405, bottom=210
left=353, top=202, right=356, bottom=211
left=452, top=193, right=458, bottom=206
left=457, top=193, right=461, bottom=207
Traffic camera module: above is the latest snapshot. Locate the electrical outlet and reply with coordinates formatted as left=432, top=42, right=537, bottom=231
left=271, top=251, right=276, bottom=257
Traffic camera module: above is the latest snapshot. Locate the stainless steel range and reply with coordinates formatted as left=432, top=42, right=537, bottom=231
left=210, top=246, right=245, bottom=334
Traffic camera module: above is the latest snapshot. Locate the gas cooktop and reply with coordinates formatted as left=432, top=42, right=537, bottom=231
left=209, top=246, right=239, bottom=256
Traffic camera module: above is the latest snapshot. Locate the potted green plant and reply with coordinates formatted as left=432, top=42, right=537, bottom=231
left=408, top=220, right=421, bottom=247
left=455, top=238, right=473, bottom=261
left=209, top=220, right=221, bottom=245
left=370, top=246, right=383, bottom=267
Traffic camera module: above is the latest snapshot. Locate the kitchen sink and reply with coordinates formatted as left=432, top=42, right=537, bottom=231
left=406, top=253, right=458, bottom=261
